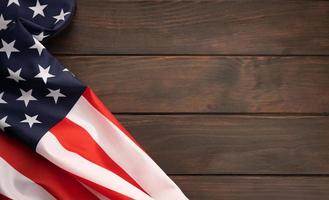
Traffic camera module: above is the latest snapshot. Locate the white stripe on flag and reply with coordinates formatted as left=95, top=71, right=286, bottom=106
left=0, top=157, right=55, bottom=200
left=36, top=132, right=153, bottom=200
left=66, top=96, right=188, bottom=200
left=80, top=182, right=111, bottom=200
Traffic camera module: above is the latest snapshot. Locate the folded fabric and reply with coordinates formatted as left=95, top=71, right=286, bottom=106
left=0, top=0, right=188, bottom=199
left=0, top=133, right=100, bottom=200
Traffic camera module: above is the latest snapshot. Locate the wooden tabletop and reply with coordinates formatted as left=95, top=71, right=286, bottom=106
left=48, top=1, right=329, bottom=199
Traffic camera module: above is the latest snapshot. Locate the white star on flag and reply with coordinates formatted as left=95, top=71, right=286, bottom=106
left=6, top=68, right=25, bottom=82
left=33, top=32, right=49, bottom=41
left=29, top=0, right=47, bottom=18
left=17, top=89, right=37, bottom=107
left=20, top=114, right=41, bottom=128
left=0, top=92, right=7, bottom=104
left=53, top=9, right=70, bottom=24
left=7, top=0, right=19, bottom=7
left=34, top=65, right=55, bottom=84
left=29, top=37, right=45, bottom=55
left=0, top=116, right=10, bottom=131
left=0, top=14, right=11, bottom=30
left=46, top=88, right=66, bottom=104
left=0, top=39, right=19, bottom=59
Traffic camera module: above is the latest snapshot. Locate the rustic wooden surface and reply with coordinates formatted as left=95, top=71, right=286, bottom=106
left=49, top=1, right=329, bottom=199
left=48, top=1, right=329, bottom=55
left=172, top=176, right=329, bottom=200
left=116, top=115, right=329, bottom=175
left=59, top=56, right=329, bottom=113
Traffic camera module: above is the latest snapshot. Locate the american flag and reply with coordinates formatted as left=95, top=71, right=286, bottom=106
left=0, top=0, right=187, bottom=199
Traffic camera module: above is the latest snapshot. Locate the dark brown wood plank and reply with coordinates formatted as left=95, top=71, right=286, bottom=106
left=117, top=115, right=329, bottom=175
left=172, top=176, right=329, bottom=200
left=47, top=1, right=329, bottom=55
left=59, top=56, right=329, bottom=113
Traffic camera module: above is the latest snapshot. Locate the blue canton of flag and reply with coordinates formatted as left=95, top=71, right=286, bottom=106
left=0, top=0, right=85, bottom=148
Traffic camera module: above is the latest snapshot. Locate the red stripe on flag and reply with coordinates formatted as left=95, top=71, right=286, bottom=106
left=50, top=117, right=145, bottom=193
left=0, top=134, right=98, bottom=200
left=82, top=88, right=141, bottom=147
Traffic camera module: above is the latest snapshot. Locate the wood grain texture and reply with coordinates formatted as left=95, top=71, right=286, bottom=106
left=172, top=176, right=329, bottom=200
left=116, top=115, right=329, bottom=175
left=59, top=56, right=329, bottom=113
left=49, top=1, right=329, bottom=198
left=47, top=0, right=329, bottom=55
